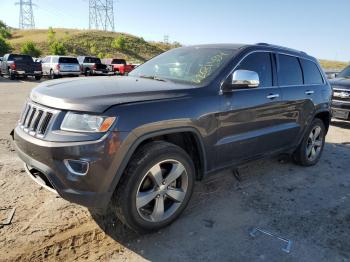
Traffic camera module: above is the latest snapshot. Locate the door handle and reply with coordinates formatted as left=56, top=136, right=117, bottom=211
left=305, top=90, right=314, bottom=95
left=266, top=94, right=280, bottom=99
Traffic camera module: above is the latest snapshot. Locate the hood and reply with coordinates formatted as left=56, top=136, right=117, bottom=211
left=329, top=77, right=350, bottom=90
left=30, top=76, right=192, bottom=113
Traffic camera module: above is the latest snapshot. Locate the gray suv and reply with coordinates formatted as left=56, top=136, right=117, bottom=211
left=12, top=43, right=332, bottom=233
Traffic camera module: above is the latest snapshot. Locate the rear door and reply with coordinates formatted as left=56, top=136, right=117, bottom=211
left=277, top=54, right=317, bottom=146
left=217, top=51, right=287, bottom=167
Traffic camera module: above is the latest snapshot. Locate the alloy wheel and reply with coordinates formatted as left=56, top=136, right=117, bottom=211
left=305, top=125, right=323, bottom=162
left=136, top=159, right=188, bottom=223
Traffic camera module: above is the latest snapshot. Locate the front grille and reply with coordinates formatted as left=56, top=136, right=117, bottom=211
left=332, top=89, right=350, bottom=102
left=19, top=102, right=57, bottom=137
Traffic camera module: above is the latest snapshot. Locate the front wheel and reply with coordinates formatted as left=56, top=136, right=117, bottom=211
left=293, top=118, right=326, bottom=166
left=111, top=141, right=195, bottom=233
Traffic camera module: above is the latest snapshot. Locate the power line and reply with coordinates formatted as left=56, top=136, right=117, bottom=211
left=89, top=0, right=115, bottom=31
left=16, top=0, right=35, bottom=29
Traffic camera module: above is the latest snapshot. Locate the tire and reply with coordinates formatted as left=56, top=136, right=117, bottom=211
left=49, top=70, right=56, bottom=80
left=111, top=141, right=195, bottom=233
left=35, top=75, right=42, bottom=81
left=293, top=118, right=326, bottom=166
left=10, top=72, right=15, bottom=80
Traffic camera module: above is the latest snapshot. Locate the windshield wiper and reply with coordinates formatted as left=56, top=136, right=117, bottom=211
left=139, top=75, right=167, bottom=82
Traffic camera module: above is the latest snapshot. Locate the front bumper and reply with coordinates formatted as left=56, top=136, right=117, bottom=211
left=332, top=100, right=350, bottom=120
left=13, top=127, right=132, bottom=207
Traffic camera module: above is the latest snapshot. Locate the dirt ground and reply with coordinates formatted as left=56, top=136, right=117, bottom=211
left=0, top=77, right=349, bottom=262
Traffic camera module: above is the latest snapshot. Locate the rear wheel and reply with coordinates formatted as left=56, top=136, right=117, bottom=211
left=111, top=141, right=195, bottom=233
left=49, top=70, right=56, bottom=79
left=35, top=75, right=42, bottom=81
left=293, top=118, right=326, bottom=166
left=9, top=71, right=15, bottom=80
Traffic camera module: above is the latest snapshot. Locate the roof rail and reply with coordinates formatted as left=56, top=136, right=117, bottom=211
left=255, top=43, right=307, bottom=55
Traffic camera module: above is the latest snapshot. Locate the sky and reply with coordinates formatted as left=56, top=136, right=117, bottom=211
left=0, top=0, right=349, bottom=61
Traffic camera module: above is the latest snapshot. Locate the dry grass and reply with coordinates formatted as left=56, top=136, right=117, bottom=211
left=8, top=28, right=177, bottom=63
left=319, top=59, right=349, bottom=71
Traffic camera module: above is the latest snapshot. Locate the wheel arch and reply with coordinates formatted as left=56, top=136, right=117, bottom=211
left=314, top=110, right=331, bottom=133
left=111, top=127, right=207, bottom=196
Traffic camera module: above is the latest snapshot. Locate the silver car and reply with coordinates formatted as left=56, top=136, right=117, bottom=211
left=42, top=56, right=81, bottom=79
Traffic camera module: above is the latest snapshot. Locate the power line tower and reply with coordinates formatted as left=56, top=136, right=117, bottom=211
left=89, top=0, right=115, bottom=31
left=16, top=0, right=35, bottom=29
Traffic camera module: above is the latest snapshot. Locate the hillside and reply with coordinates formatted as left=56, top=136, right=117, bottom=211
left=8, top=28, right=178, bottom=63
left=6, top=29, right=350, bottom=70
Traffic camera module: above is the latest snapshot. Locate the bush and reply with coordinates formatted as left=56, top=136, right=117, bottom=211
left=111, top=35, right=127, bottom=50
left=20, top=41, right=41, bottom=57
left=0, top=36, right=11, bottom=56
left=47, top=26, right=56, bottom=45
left=50, top=41, right=66, bottom=55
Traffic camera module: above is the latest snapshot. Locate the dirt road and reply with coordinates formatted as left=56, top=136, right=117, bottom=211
left=0, top=77, right=349, bottom=261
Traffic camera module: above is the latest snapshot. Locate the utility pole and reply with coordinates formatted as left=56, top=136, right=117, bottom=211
left=16, top=0, right=35, bottom=29
left=89, top=0, right=115, bottom=31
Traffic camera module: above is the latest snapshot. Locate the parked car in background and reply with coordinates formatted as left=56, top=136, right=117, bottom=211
left=12, top=43, right=332, bottom=233
left=1, top=54, right=42, bottom=80
left=42, top=56, right=80, bottom=79
left=78, top=56, right=110, bottom=76
left=102, top=58, right=135, bottom=75
left=0, top=57, right=3, bottom=76
left=330, top=65, right=350, bottom=121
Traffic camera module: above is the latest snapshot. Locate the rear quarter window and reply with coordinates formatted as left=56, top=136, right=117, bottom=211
left=278, top=54, right=303, bottom=86
left=300, top=59, right=324, bottom=85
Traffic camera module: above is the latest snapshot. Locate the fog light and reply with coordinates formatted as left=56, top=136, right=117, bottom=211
left=64, top=159, right=89, bottom=176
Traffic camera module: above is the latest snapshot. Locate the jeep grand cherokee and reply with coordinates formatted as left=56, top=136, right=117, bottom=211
left=12, top=43, right=332, bottom=233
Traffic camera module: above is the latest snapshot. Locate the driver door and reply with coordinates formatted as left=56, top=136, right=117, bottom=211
left=216, top=51, right=287, bottom=167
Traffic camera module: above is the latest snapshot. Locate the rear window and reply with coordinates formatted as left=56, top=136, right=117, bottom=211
left=278, top=54, right=303, bottom=86
left=300, top=59, right=323, bottom=84
left=8, top=54, right=33, bottom=62
left=84, top=57, right=101, bottom=64
left=111, top=59, right=126, bottom=65
left=59, top=57, right=79, bottom=64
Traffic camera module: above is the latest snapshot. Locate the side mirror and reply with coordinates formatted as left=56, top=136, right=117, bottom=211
left=222, top=70, right=260, bottom=91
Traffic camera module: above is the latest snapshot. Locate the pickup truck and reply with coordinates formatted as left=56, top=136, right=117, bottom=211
left=1, top=54, right=42, bottom=80
left=102, top=58, right=135, bottom=75
left=330, top=65, right=350, bottom=121
left=77, top=56, right=110, bottom=76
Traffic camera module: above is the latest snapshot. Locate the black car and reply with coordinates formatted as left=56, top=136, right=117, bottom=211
left=1, top=54, right=42, bottom=80
left=330, top=65, right=350, bottom=121
left=12, top=43, right=332, bottom=233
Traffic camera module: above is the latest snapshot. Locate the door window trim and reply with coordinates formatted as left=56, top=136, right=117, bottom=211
left=220, top=50, right=277, bottom=92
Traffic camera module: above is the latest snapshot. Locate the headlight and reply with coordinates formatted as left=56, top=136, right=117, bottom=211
left=61, top=112, right=116, bottom=133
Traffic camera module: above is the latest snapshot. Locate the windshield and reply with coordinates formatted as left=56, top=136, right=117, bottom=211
left=338, top=65, right=350, bottom=78
left=129, top=47, right=236, bottom=85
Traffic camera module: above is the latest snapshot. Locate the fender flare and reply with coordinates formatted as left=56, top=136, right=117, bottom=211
left=109, top=127, right=207, bottom=195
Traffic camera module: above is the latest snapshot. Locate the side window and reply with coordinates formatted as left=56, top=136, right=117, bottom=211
left=300, top=59, right=323, bottom=85
left=236, top=52, right=273, bottom=87
left=52, top=57, right=58, bottom=63
left=278, top=54, right=303, bottom=86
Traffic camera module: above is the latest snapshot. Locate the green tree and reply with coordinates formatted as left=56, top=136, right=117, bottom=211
left=20, top=41, right=42, bottom=57
left=111, top=35, right=127, bottom=50
left=0, top=20, right=11, bottom=39
left=0, top=36, right=11, bottom=56
left=50, top=41, right=66, bottom=55
left=97, top=52, right=105, bottom=59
